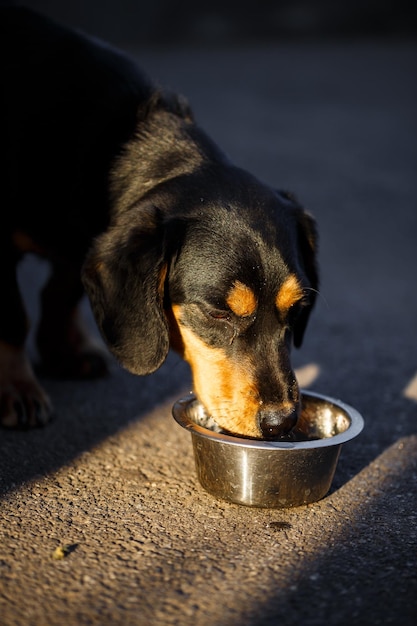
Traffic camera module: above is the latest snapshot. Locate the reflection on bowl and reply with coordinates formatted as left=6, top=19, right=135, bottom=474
left=172, top=390, right=364, bottom=508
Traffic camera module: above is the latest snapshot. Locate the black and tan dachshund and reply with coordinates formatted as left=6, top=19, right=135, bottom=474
left=0, top=7, right=318, bottom=438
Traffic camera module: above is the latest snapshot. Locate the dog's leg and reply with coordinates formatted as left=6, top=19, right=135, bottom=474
left=0, top=249, right=52, bottom=428
left=36, top=262, right=109, bottom=379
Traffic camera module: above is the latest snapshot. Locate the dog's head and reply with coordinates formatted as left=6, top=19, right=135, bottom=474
left=82, top=166, right=318, bottom=438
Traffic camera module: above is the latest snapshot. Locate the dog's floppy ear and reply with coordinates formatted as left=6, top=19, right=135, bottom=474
left=82, top=205, right=170, bottom=375
left=293, top=208, right=319, bottom=348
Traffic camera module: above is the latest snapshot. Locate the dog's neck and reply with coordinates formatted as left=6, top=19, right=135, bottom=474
left=109, top=103, right=222, bottom=214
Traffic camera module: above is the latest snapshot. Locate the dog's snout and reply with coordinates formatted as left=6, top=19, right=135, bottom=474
left=258, top=407, right=298, bottom=440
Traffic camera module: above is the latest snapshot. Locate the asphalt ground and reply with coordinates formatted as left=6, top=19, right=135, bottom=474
left=1, top=39, right=416, bottom=625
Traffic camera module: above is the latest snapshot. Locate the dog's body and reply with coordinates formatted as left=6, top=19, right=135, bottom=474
left=0, top=7, right=318, bottom=437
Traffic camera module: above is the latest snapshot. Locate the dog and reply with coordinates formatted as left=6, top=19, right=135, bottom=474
left=0, top=7, right=318, bottom=438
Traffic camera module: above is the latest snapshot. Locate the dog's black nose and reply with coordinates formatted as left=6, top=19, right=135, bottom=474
left=258, top=408, right=298, bottom=439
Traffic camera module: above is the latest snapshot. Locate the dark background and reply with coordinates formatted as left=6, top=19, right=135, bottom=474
left=4, top=0, right=416, bottom=45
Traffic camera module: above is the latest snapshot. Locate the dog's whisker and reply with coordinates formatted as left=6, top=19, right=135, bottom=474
left=305, top=286, right=328, bottom=309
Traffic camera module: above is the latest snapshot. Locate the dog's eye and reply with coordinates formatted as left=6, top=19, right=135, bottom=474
left=294, top=291, right=312, bottom=309
left=299, top=296, right=311, bottom=309
left=287, top=294, right=311, bottom=323
left=208, top=309, right=231, bottom=321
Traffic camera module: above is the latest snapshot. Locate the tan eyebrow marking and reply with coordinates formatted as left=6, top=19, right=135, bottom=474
left=226, top=281, right=257, bottom=317
left=276, top=274, right=304, bottom=313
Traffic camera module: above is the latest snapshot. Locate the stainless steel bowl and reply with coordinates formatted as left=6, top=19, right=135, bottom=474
left=172, top=391, right=364, bottom=508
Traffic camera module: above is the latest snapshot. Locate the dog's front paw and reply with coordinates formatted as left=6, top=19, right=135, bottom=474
left=0, top=342, right=53, bottom=429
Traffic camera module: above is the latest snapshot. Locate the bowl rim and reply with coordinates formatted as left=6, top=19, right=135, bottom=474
left=172, top=390, right=365, bottom=450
